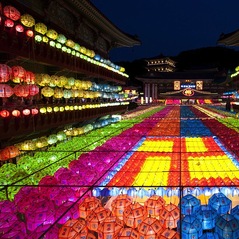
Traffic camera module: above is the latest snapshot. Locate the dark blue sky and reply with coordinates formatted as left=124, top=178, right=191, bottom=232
left=91, top=0, right=239, bottom=62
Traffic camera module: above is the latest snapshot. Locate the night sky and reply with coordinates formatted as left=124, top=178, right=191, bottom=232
left=90, top=0, right=239, bottom=62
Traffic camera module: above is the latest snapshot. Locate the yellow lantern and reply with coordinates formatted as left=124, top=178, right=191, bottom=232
left=42, top=36, right=49, bottom=43
left=58, top=76, right=68, bottom=87
left=20, top=140, right=36, bottom=151
left=41, top=87, right=54, bottom=97
left=80, top=46, right=87, bottom=54
left=53, top=106, right=59, bottom=112
left=54, top=88, right=64, bottom=98
left=35, top=137, right=48, bottom=148
left=20, top=14, right=35, bottom=27
left=65, top=39, right=75, bottom=48
left=35, top=22, right=47, bottom=35
left=46, top=29, right=58, bottom=40
left=40, top=107, right=47, bottom=114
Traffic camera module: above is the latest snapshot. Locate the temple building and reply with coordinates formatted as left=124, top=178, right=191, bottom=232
left=145, top=56, right=176, bottom=72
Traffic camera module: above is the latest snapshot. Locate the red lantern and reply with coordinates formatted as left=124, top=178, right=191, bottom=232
left=0, top=145, right=20, bottom=160
left=15, top=24, right=24, bottom=33
left=4, top=19, right=14, bottom=27
left=144, top=195, right=166, bottom=218
left=28, top=84, right=39, bottom=96
left=118, top=227, right=140, bottom=239
left=0, top=109, right=10, bottom=117
left=26, top=29, right=34, bottom=37
left=22, top=109, right=31, bottom=116
left=25, top=71, right=35, bottom=84
left=0, top=64, right=12, bottom=83
left=3, top=6, right=21, bottom=21
left=11, top=66, right=26, bottom=81
left=159, top=228, right=180, bottom=239
left=13, top=85, right=29, bottom=97
left=0, top=84, right=13, bottom=97
left=12, top=109, right=21, bottom=117
left=159, top=204, right=180, bottom=229
left=31, top=108, right=38, bottom=115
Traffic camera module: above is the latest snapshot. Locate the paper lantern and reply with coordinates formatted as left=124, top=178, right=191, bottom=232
left=12, top=109, right=21, bottom=117
left=0, top=84, right=13, bottom=97
left=180, top=194, right=201, bottom=215
left=160, top=204, right=180, bottom=229
left=46, top=29, right=58, bottom=40
left=118, top=227, right=140, bottom=239
left=97, top=216, right=124, bottom=239
left=0, top=64, right=12, bottom=83
left=31, top=108, right=38, bottom=115
left=34, top=22, right=47, bottom=35
left=54, top=88, right=64, bottom=98
left=123, top=202, right=147, bottom=228
left=47, top=134, right=58, bottom=145
left=144, top=195, right=166, bottom=218
left=35, top=137, right=48, bottom=148
left=0, top=146, right=20, bottom=160
left=41, top=86, right=54, bottom=97
left=11, top=66, right=26, bottom=81
left=13, top=85, right=29, bottom=97
left=159, top=229, right=180, bottom=239
left=66, top=39, right=75, bottom=48
left=0, top=109, right=10, bottom=117
left=63, top=89, right=72, bottom=99
left=22, top=108, right=31, bottom=116
left=19, top=140, right=36, bottom=151
left=4, top=19, right=14, bottom=27
left=28, top=84, right=39, bottom=96
left=86, top=206, right=111, bottom=231
left=57, top=34, right=67, bottom=44
left=137, top=217, right=163, bottom=239
left=15, top=24, right=24, bottom=33
left=3, top=6, right=21, bottom=21
left=196, top=208, right=217, bottom=230
left=26, top=29, right=34, bottom=37
left=20, top=14, right=35, bottom=27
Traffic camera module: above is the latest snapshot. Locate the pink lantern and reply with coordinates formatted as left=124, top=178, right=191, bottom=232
left=111, top=194, right=132, bottom=220
left=0, top=213, right=19, bottom=234
left=22, top=108, right=31, bottom=116
left=118, top=227, right=140, bottom=239
left=50, top=187, right=77, bottom=206
left=0, top=200, right=17, bottom=216
left=78, top=196, right=101, bottom=219
left=97, top=216, right=124, bottom=239
left=3, top=6, right=21, bottom=21
left=25, top=71, right=35, bottom=84
left=160, top=203, right=180, bottom=229
left=123, top=202, right=147, bottom=228
left=27, top=224, right=59, bottom=239
left=86, top=206, right=111, bottom=231
left=11, top=65, right=26, bottom=82
left=39, top=176, right=59, bottom=197
left=144, top=195, right=166, bottom=218
left=137, top=217, right=164, bottom=239
left=1, top=220, right=26, bottom=239
left=0, top=84, right=13, bottom=97
left=158, top=228, right=180, bottom=239
left=0, top=64, right=12, bottom=82
left=58, top=218, right=88, bottom=239
left=15, top=24, right=24, bottom=32
left=13, top=84, right=29, bottom=97
left=4, top=19, right=14, bottom=27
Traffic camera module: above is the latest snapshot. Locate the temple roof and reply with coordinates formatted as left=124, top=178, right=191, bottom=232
left=218, top=29, right=239, bottom=46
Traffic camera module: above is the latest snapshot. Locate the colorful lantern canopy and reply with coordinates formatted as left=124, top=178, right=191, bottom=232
left=0, top=109, right=10, bottom=117
left=46, top=29, right=58, bottom=40
left=208, top=193, right=232, bottom=215
left=13, top=85, right=29, bottom=97
left=137, top=217, right=163, bottom=239
left=35, top=22, right=47, bottom=35
left=118, top=227, right=140, bottom=239
left=159, top=228, right=180, bottom=239
left=86, top=206, right=111, bottom=231
left=215, top=214, right=239, bottom=239
left=144, top=195, right=165, bottom=218
left=0, top=84, right=13, bottom=97
left=58, top=218, right=88, bottom=239
left=196, top=207, right=217, bottom=230
left=20, top=14, right=35, bottom=27
left=41, top=86, right=54, bottom=97
left=0, top=64, right=12, bottom=83
left=78, top=196, right=101, bottom=219
left=123, top=202, right=147, bottom=228
left=180, top=194, right=201, bottom=215
left=179, top=215, right=203, bottom=239
left=3, top=6, right=21, bottom=21
left=160, top=203, right=180, bottom=229
left=97, top=216, right=124, bottom=239
left=111, top=194, right=132, bottom=220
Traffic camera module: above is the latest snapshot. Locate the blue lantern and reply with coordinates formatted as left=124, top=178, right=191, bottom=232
left=208, top=193, right=231, bottom=215
left=180, top=194, right=201, bottom=215
left=199, top=232, right=220, bottom=239
left=196, top=207, right=217, bottom=230
left=231, top=205, right=239, bottom=220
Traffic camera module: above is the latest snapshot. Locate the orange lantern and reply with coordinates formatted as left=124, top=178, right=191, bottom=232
left=159, top=204, right=180, bottom=229
left=144, top=195, right=166, bottom=218
left=86, top=206, right=111, bottom=231
left=12, top=109, right=21, bottom=117
left=137, top=217, right=163, bottom=239
left=13, top=85, right=29, bottom=97
left=123, top=202, right=147, bottom=228
left=35, top=22, right=47, bottom=35
left=26, top=29, right=34, bottom=37
left=0, top=146, right=20, bottom=160
left=11, top=65, right=26, bottom=82
left=3, top=6, right=21, bottom=21
left=111, top=194, right=132, bottom=220
left=0, top=109, right=10, bottom=117
left=41, top=86, right=54, bottom=97
left=97, top=216, right=124, bottom=239
left=158, top=228, right=180, bottom=239
left=4, top=19, right=14, bottom=27
left=58, top=218, right=88, bottom=239
left=118, top=227, right=140, bottom=239
left=0, top=84, right=13, bottom=97
left=20, top=14, right=35, bottom=27
left=78, top=196, right=101, bottom=219
left=0, top=64, right=12, bottom=83
left=28, top=84, right=39, bottom=96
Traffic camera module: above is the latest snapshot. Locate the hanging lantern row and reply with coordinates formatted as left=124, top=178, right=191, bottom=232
left=0, top=4, right=127, bottom=76
left=0, top=108, right=38, bottom=118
